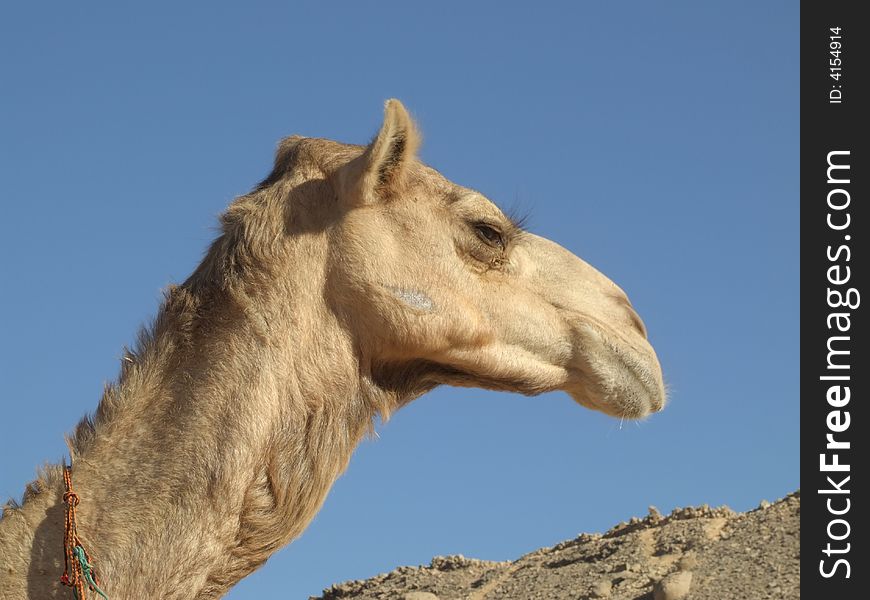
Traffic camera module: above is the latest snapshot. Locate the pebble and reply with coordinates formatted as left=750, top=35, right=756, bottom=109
left=678, top=554, right=698, bottom=570
left=590, top=579, right=612, bottom=598
left=653, top=571, right=693, bottom=600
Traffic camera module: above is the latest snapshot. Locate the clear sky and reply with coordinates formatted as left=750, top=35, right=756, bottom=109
left=0, top=2, right=798, bottom=598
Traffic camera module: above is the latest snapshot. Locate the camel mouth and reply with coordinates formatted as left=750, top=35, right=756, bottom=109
left=566, top=323, right=666, bottom=420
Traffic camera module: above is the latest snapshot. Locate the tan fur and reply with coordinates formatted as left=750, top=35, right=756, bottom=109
left=0, top=100, right=665, bottom=599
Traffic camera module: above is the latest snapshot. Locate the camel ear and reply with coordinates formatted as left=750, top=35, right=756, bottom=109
left=339, top=99, right=421, bottom=204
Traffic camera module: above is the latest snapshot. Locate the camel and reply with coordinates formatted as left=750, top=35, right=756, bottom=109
left=0, top=100, right=665, bottom=599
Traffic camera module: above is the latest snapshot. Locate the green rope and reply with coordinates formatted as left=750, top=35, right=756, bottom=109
left=72, top=545, right=109, bottom=600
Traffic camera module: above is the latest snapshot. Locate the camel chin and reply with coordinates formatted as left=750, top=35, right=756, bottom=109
left=566, top=324, right=666, bottom=420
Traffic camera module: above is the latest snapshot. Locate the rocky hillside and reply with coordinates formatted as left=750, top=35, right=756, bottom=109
left=312, top=491, right=799, bottom=600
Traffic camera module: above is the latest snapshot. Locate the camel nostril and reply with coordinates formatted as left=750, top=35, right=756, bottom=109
left=611, top=293, right=648, bottom=339
left=627, top=306, right=648, bottom=339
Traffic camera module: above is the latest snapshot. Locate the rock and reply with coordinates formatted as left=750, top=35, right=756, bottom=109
left=653, top=571, right=693, bottom=600
left=430, top=555, right=467, bottom=571
left=590, top=578, right=612, bottom=597
left=678, top=554, right=698, bottom=570
left=403, top=593, right=439, bottom=600
left=611, top=562, right=631, bottom=573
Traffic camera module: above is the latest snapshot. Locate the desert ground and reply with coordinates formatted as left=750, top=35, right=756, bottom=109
left=312, top=491, right=799, bottom=600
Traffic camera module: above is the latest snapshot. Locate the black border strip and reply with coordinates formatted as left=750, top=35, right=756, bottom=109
left=802, top=2, right=868, bottom=596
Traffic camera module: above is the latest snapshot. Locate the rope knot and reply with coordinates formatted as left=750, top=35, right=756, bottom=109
left=61, top=464, right=109, bottom=600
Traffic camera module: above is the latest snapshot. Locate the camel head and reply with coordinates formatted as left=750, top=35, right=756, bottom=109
left=271, top=100, right=665, bottom=420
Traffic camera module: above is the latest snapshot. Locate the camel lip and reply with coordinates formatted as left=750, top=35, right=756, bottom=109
left=567, top=323, right=666, bottom=419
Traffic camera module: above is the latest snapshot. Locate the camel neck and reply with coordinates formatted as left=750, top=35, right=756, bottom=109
left=0, top=286, right=379, bottom=599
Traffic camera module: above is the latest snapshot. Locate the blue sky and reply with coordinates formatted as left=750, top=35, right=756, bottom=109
left=0, top=2, right=798, bottom=598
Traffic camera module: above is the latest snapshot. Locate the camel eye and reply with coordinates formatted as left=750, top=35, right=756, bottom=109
left=474, top=223, right=505, bottom=249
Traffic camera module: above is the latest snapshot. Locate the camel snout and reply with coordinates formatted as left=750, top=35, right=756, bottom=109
left=612, top=295, right=666, bottom=414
